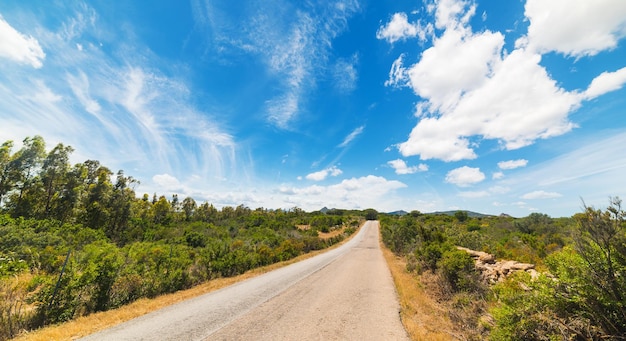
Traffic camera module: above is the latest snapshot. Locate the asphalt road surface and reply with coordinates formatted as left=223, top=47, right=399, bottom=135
left=80, top=220, right=409, bottom=341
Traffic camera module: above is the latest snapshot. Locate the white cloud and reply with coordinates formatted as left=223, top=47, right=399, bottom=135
left=0, top=16, right=45, bottom=68
left=376, top=12, right=432, bottom=43
left=305, top=166, right=343, bottom=181
left=523, top=0, right=626, bottom=57
left=492, top=171, right=504, bottom=180
left=67, top=71, right=102, bottom=116
left=459, top=190, right=489, bottom=198
left=584, top=67, right=626, bottom=100
left=388, top=159, right=428, bottom=174
left=153, top=173, right=182, bottom=190
left=333, top=54, right=358, bottom=93
left=507, top=132, right=626, bottom=208
left=0, top=4, right=238, bottom=195
left=521, top=190, right=562, bottom=200
left=198, top=1, right=359, bottom=129
left=498, top=159, right=528, bottom=170
left=339, top=126, right=365, bottom=148
left=434, top=0, right=476, bottom=30
left=392, top=0, right=588, bottom=162
left=445, top=166, right=485, bottom=187
left=384, top=54, right=409, bottom=88
left=279, top=175, right=407, bottom=210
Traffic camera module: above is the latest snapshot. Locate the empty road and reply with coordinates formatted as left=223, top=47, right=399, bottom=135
left=81, top=220, right=409, bottom=340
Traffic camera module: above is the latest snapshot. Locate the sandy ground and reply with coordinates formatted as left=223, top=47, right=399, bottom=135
left=80, top=221, right=409, bottom=341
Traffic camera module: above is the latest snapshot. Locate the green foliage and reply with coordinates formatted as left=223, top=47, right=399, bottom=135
left=364, top=208, right=378, bottom=220
left=437, top=248, right=478, bottom=292
left=0, top=136, right=365, bottom=338
left=454, top=210, right=468, bottom=222
left=491, top=198, right=626, bottom=340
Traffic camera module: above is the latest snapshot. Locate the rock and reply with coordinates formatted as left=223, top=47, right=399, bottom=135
left=456, top=246, right=537, bottom=284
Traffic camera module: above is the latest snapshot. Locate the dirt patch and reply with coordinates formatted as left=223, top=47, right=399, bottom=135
left=317, top=227, right=346, bottom=239
left=380, top=242, right=460, bottom=340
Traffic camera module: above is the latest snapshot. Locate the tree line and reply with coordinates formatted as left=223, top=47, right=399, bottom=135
left=0, top=136, right=362, bottom=340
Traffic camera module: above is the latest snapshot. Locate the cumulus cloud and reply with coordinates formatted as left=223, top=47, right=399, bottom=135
left=445, top=166, right=485, bottom=187
left=522, top=0, right=626, bottom=57
left=153, top=173, right=182, bottom=190
left=492, top=171, right=504, bottom=180
left=305, top=166, right=343, bottom=181
left=382, top=0, right=626, bottom=163
left=498, top=159, right=528, bottom=170
left=521, top=190, right=562, bottom=199
left=584, top=67, right=626, bottom=100
left=0, top=16, right=45, bottom=68
left=376, top=12, right=432, bottom=43
left=279, top=175, right=407, bottom=210
left=388, top=159, right=428, bottom=174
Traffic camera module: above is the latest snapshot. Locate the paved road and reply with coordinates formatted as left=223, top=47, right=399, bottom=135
left=81, top=221, right=409, bottom=341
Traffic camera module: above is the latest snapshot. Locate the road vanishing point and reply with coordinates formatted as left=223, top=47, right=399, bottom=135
left=80, top=220, right=410, bottom=340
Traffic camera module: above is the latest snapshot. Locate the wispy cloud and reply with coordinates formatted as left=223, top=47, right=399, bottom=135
left=0, top=4, right=236, bottom=190
left=333, top=53, right=359, bottom=93
left=339, top=125, right=364, bottom=147
left=193, top=0, right=360, bottom=128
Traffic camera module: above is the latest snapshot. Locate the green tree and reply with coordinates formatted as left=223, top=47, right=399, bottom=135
left=40, top=143, right=74, bottom=219
left=454, top=210, right=468, bottom=222
left=0, top=140, right=14, bottom=206
left=6, top=136, right=46, bottom=217
left=364, top=208, right=378, bottom=220
left=82, top=166, right=113, bottom=230
left=182, top=197, right=196, bottom=221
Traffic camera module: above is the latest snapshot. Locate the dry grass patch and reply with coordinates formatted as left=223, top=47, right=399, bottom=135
left=15, top=225, right=362, bottom=341
left=380, top=242, right=461, bottom=341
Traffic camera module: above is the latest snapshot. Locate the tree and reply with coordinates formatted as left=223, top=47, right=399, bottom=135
left=40, top=143, right=74, bottom=219
left=455, top=210, right=468, bottom=222
left=0, top=140, right=14, bottom=206
left=152, top=196, right=171, bottom=225
left=572, top=197, right=626, bottom=335
left=82, top=166, right=113, bottom=230
left=7, top=136, right=46, bottom=217
left=364, top=209, right=378, bottom=220
left=182, top=197, right=196, bottom=221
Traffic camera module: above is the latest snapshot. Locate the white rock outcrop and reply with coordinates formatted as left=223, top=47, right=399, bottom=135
left=456, top=246, right=536, bottom=284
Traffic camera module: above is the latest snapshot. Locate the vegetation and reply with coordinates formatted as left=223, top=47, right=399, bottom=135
left=0, top=136, right=362, bottom=340
left=381, top=199, right=626, bottom=340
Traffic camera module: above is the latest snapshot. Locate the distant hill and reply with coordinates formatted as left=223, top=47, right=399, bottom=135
left=427, top=210, right=493, bottom=218
left=387, top=210, right=408, bottom=216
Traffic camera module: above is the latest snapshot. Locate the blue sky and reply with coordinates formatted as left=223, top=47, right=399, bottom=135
left=1, top=0, right=625, bottom=217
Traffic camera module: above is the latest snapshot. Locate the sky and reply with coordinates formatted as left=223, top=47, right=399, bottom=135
left=1, top=0, right=626, bottom=217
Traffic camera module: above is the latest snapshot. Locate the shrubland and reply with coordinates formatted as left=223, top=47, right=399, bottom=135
left=0, top=136, right=361, bottom=340
left=381, top=200, right=626, bottom=340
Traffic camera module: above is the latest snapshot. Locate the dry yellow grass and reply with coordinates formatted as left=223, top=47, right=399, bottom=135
left=14, top=225, right=362, bottom=341
left=380, top=241, right=461, bottom=341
